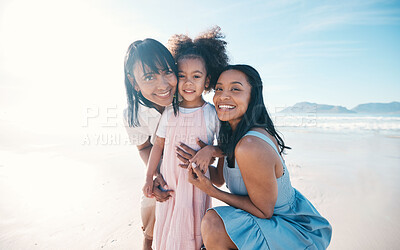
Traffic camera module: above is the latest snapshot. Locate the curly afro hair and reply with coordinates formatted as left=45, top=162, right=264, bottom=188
left=168, top=26, right=229, bottom=91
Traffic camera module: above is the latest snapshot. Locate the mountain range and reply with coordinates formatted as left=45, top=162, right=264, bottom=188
left=278, top=101, right=400, bottom=114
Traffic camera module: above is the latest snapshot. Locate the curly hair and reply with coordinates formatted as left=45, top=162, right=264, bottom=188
left=168, top=26, right=229, bottom=90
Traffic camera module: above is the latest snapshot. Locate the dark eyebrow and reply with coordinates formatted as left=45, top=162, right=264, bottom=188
left=142, top=71, right=156, bottom=77
left=215, top=81, right=243, bottom=86
left=178, top=70, right=204, bottom=74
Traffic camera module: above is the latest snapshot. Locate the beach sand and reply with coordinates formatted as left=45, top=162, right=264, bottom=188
left=281, top=128, right=400, bottom=249
left=1, top=119, right=400, bottom=249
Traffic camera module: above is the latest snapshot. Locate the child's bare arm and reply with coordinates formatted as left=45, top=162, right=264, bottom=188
left=142, top=136, right=165, bottom=197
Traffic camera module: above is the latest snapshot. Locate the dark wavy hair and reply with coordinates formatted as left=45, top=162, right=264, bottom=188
left=124, top=39, right=178, bottom=127
left=168, top=26, right=229, bottom=91
left=217, top=65, right=290, bottom=164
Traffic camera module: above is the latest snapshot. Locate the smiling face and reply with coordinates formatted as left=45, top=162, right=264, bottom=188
left=131, top=62, right=177, bottom=110
left=177, top=57, right=209, bottom=108
left=213, top=69, right=252, bottom=131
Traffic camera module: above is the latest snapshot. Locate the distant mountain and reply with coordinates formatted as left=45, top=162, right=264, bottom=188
left=351, top=102, right=400, bottom=114
left=279, top=102, right=355, bottom=114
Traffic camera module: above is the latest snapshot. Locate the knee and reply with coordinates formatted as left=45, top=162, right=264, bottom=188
left=201, top=210, right=225, bottom=242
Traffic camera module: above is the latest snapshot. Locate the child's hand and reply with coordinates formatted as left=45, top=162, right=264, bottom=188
left=189, top=144, right=213, bottom=173
left=176, top=139, right=215, bottom=168
left=142, top=178, right=154, bottom=198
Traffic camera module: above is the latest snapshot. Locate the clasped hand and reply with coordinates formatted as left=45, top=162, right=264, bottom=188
left=142, top=173, right=173, bottom=202
left=175, top=138, right=215, bottom=173
left=187, top=162, right=214, bottom=195
left=144, top=138, right=216, bottom=202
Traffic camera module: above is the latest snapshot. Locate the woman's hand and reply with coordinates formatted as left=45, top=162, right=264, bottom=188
left=188, top=164, right=215, bottom=196
left=176, top=138, right=216, bottom=169
left=152, top=173, right=173, bottom=202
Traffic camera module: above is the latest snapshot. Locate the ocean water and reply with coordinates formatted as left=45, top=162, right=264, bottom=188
left=271, top=113, right=400, bottom=134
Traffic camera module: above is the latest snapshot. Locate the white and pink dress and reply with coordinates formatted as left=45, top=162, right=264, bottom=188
left=153, top=102, right=219, bottom=250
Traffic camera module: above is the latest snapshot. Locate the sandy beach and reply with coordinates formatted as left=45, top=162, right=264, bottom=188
left=281, top=127, right=400, bottom=249
left=1, top=116, right=400, bottom=249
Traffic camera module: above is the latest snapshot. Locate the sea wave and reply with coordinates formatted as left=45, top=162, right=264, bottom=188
left=271, top=114, right=400, bottom=131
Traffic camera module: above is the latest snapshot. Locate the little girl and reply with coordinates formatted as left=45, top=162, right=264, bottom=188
left=142, top=27, right=228, bottom=250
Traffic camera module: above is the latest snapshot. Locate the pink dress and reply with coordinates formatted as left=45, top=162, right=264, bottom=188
left=153, top=103, right=211, bottom=250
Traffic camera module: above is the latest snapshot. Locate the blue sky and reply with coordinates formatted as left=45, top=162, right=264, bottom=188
left=0, top=0, right=399, bottom=127
left=109, top=0, right=400, bottom=111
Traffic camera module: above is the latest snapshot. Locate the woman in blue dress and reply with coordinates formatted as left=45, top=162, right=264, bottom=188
left=186, top=64, right=332, bottom=249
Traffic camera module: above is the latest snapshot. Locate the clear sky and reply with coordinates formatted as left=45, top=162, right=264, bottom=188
left=0, top=0, right=399, bottom=130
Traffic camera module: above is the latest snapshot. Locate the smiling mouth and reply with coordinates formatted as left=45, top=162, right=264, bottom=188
left=218, top=104, right=236, bottom=110
left=155, top=90, right=171, bottom=98
left=183, top=89, right=195, bottom=93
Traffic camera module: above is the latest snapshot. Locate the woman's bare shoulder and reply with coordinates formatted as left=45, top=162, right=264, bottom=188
left=235, top=131, right=277, bottom=166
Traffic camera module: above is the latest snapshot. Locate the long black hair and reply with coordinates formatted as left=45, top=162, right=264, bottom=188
left=217, top=65, right=290, bottom=163
left=124, top=38, right=178, bottom=127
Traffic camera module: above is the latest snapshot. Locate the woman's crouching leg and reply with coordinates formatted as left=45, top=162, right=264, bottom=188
left=201, top=210, right=237, bottom=250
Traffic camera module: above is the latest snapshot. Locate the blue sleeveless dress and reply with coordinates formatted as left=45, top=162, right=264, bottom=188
left=211, top=131, right=332, bottom=250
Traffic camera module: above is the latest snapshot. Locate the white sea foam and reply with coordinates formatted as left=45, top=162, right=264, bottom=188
left=271, top=113, right=400, bottom=131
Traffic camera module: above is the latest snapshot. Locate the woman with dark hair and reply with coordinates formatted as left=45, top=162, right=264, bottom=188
left=186, top=65, right=332, bottom=249
left=123, top=38, right=179, bottom=250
